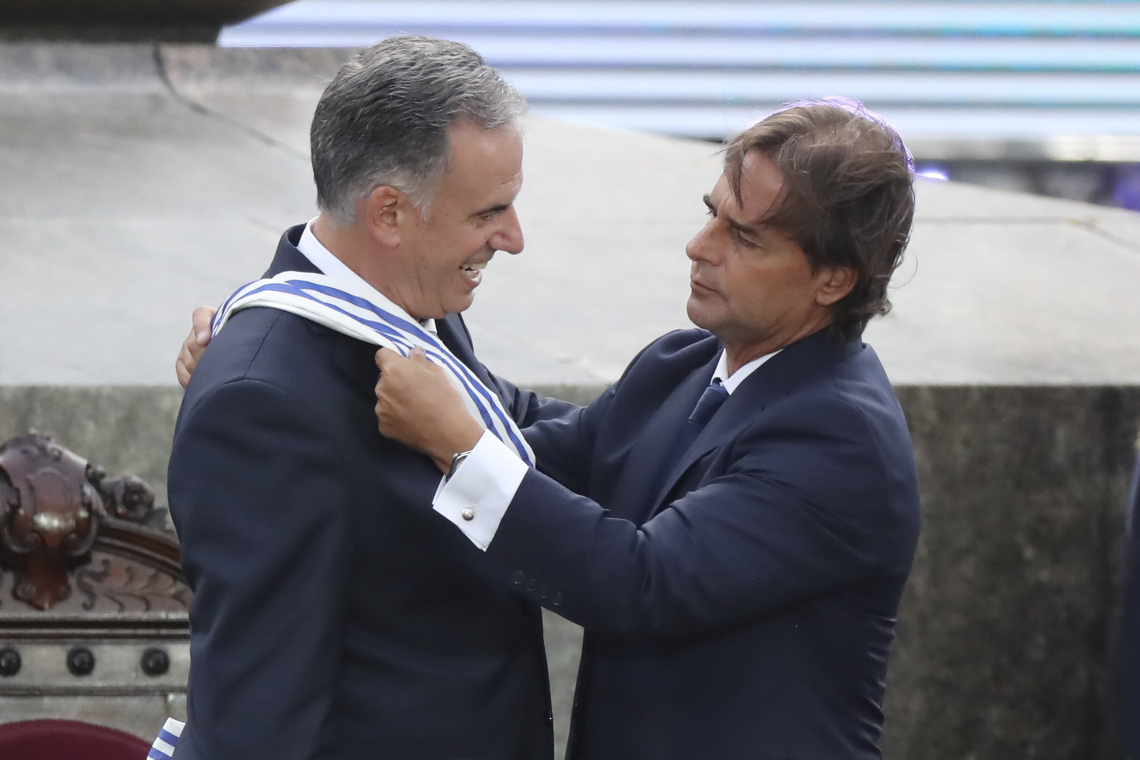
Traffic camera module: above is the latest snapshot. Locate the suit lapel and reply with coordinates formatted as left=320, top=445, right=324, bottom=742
left=646, top=366, right=770, bottom=514
left=436, top=314, right=494, bottom=386
left=262, top=227, right=503, bottom=405
left=606, top=354, right=717, bottom=525
left=645, top=329, right=862, bottom=518
left=260, top=226, right=374, bottom=391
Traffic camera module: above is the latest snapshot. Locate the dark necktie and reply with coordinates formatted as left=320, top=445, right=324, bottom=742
left=652, top=380, right=730, bottom=500
left=688, top=380, right=729, bottom=426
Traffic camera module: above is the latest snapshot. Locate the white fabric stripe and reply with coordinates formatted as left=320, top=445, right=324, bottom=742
left=148, top=718, right=184, bottom=759
left=151, top=737, right=176, bottom=756
left=212, top=272, right=534, bottom=465
left=295, top=219, right=437, bottom=338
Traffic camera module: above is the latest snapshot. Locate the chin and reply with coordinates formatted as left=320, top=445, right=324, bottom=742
left=445, top=295, right=476, bottom=316
left=686, top=297, right=710, bottom=329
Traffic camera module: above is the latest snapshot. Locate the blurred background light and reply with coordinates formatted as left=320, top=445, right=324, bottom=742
left=221, top=1, right=1140, bottom=209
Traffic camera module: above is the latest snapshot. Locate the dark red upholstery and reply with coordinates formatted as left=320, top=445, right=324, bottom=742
left=0, top=719, right=149, bottom=760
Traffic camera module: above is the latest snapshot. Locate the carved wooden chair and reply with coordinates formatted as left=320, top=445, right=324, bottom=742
left=0, top=433, right=189, bottom=744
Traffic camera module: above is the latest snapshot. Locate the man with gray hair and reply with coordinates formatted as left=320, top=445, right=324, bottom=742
left=168, top=36, right=562, bottom=760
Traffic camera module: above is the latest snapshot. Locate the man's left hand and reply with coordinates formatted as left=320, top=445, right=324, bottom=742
left=176, top=306, right=217, bottom=389
left=374, top=348, right=484, bottom=472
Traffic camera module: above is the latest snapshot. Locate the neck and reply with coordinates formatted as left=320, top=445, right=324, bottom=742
left=721, top=315, right=830, bottom=376
left=310, top=213, right=422, bottom=319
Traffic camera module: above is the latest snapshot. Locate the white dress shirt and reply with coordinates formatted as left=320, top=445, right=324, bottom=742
left=296, top=219, right=436, bottom=335
left=300, top=218, right=530, bottom=532
left=435, top=346, right=780, bottom=550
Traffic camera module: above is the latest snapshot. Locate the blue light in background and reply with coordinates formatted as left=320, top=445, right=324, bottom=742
left=916, top=165, right=950, bottom=181
left=1113, top=165, right=1140, bottom=211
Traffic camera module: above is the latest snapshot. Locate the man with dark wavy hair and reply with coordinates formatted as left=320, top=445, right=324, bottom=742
left=374, top=98, right=922, bottom=760
left=721, top=100, right=915, bottom=341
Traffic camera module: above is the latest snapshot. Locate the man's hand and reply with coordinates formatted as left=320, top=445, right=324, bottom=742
left=374, top=348, right=484, bottom=472
left=175, top=306, right=217, bottom=389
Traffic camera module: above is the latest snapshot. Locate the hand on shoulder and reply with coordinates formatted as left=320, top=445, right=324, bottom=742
left=175, top=306, right=217, bottom=389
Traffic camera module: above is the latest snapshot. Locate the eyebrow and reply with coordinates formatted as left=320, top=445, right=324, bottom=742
left=470, top=202, right=512, bottom=219
left=703, top=193, right=759, bottom=238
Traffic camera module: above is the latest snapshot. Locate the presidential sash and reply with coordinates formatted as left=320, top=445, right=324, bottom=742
left=212, top=272, right=534, bottom=465
left=147, top=718, right=183, bottom=760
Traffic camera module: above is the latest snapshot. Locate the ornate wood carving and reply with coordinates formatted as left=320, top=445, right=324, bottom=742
left=0, top=433, right=186, bottom=613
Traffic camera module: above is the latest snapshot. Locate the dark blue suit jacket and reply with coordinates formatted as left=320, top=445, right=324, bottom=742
left=483, top=328, right=921, bottom=760
left=1123, top=452, right=1140, bottom=758
left=168, top=226, right=562, bottom=760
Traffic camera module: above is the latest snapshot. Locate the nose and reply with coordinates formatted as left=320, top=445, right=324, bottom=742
left=685, top=217, right=716, bottom=264
left=491, top=206, right=524, bottom=255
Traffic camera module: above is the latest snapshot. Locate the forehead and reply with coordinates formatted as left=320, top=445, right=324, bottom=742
left=437, top=121, right=523, bottom=197
left=719, top=150, right=786, bottom=224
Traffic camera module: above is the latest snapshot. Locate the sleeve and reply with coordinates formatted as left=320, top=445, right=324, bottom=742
left=486, top=370, right=582, bottom=429
left=168, top=379, right=352, bottom=760
left=433, top=380, right=623, bottom=550
left=447, top=311, right=580, bottom=429
left=437, top=354, right=636, bottom=536
left=479, top=399, right=914, bottom=639
left=1122, top=449, right=1140, bottom=757
left=515, top=335, right=661, bottom=491
left=433, top=431, right=528, bottom=550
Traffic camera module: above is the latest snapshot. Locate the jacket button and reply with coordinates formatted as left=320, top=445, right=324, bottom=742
left=525, top=578, right=538, bottom=592
left=538, top=587, right=551, bottom=600
left=551, top=593, right=564, bottom=607
left=510, top=570, right=526, bottom=586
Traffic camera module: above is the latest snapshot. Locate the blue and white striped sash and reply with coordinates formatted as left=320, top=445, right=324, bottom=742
left=212, top=272, right=534, bottom=465
left=148, top=718, right=184, bottom=759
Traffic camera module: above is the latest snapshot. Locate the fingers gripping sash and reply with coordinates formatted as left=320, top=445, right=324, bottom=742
left=211, top=272, right=535, bottom=466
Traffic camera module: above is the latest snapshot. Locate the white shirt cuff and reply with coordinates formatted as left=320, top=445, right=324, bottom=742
left=432, top=430, right=529, bottom=550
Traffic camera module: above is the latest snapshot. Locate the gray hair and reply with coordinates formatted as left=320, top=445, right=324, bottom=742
left=310, top=36, right=527, bottom=224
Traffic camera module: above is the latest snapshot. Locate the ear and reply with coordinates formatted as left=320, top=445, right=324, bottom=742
left=814, top=266, right=857, bottom=307
left=362, top=185, right=412, bottom=248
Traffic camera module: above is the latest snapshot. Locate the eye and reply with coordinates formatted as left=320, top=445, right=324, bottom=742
left=475, top=208, right=504, bottom=225
left=732, top=228, right=762, bottom=249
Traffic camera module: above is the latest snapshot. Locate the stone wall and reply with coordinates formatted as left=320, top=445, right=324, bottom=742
left=1, top=383, right=1136, bottom=758
left=885, top=386, right=1140, bottom=760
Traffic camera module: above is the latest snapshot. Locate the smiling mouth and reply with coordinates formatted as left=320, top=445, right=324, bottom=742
left=461, top=261, right=488, bottom=273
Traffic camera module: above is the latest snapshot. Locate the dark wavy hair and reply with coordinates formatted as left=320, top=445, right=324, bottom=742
left=724, top=98, right=915, bottom=340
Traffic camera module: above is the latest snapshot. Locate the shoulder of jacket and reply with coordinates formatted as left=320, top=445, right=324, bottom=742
left=640, top=328, right=717, bottom=363
left=190, top=309, right=348, bottom=394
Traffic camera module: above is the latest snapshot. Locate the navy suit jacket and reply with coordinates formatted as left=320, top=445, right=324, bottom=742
left=168, top=226, right=562, bottom=760
left=482, top=328, right=921, bottom=760
left=1123, top=452, right=1140, bottom=758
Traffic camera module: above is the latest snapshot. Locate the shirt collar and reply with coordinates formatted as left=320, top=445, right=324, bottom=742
left=713, top=348, right=781, bottom=395
left=296, top=218, right=437, bottom=334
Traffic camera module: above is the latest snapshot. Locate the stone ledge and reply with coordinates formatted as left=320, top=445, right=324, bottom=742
left=1, top=383, right=1135, bottom=759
